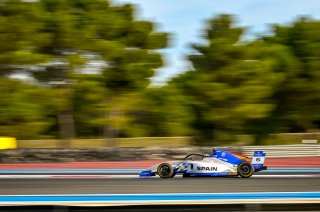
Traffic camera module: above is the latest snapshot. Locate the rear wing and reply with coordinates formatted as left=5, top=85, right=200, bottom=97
left=251, top=151, right=267, bottom=171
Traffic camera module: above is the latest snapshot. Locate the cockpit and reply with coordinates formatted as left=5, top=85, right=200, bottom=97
left=183, top=153, right=210, bottom=161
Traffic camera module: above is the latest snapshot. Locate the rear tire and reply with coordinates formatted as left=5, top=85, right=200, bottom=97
left=157, top=163, right=174, bottom=178
left=237, top=162, right=254, bottom=178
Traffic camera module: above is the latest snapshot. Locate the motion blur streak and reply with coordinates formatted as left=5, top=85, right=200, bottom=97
left=0, top=178, right=319, bottom=195
left=0, top=192, right=319, bottom=206
left=0, top=0, right=319, bottom=146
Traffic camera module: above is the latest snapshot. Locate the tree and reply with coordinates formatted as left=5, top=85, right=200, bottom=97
left=241, top=41, right=300, bottom=143
left=0, top=0, right=169, bottom=144
left=86, top=3, right=169, bottom=142
left=172, top=15, right=280, bottom=145
left=73, top=74, right=106, bottom=138
left=0, top=79, right=53, bottom=139
left=123, top=86, right=193, bottom=137
left=263, top=17, right=320, bottom=132
left=0, top=0, right=49, bottom=76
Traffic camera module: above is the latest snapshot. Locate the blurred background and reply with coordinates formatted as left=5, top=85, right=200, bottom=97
left=0, top=0, right=320, bottom=149
left=0, top=1, right=319, bottom=211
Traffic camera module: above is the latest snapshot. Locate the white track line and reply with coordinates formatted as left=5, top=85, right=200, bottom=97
left=0, top=174, right=318, bottom=179
left=253, top=174, right=320, bottom=178
left=0, top=175, right=137, bottom=179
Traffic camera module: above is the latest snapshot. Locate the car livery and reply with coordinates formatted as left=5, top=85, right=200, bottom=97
left=139, top=148, right=267, bottom=178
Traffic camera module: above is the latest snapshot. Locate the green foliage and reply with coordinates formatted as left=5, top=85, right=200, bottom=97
left=0, top=0, right=169, bottom=141
left=124, top=86, right=193, bottom=137
left=171, top=15, right=276, bottom=144
left=0, top=0, right=319, bottom=146
left=171, top=14, right=320, bottom=145
left=73, top=75, right=106, bottom=137
left=0, top=79, right=53, bottom=139
left=259, top=17, right=320, bottom=136
left=0, top=0, right=50, bottom=76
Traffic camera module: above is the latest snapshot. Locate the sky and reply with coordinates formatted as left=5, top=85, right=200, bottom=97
left=114, top=0, right=320, bottom=85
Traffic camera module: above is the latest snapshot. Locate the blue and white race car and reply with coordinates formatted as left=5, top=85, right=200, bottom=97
left=140, top=148, right=267, bottom=178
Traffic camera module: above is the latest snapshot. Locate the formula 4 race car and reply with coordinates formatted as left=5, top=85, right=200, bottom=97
left=140, top=149, right=267, bottom=178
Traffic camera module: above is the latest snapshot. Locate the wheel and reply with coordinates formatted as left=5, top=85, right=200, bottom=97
left=157, top=163, right=174, bottom=178
left=237, top=162, right=254, bottom=178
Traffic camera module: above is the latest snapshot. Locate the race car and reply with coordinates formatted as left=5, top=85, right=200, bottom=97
left=139, top=148, right=267, bottom=178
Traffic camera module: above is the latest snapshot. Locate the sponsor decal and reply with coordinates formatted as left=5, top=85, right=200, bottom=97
left=197, top=166, right=218, bottom=171
left=221, top=152, right=226, bottom=157
left=253, top=151, right=266, bottom=157
left=178, top=163, right=188, bottom=171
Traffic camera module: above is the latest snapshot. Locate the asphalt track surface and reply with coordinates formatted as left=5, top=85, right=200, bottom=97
left=1, top=177, right=319, bottom=195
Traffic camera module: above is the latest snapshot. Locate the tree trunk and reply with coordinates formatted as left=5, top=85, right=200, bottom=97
left=103, top=96, right=116, bottom=147
left=57, top=86, right=75, bottom=148
left=58, top=110, right=74, bottom=148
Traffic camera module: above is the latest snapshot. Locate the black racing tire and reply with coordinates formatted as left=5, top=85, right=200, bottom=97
left=237, top=162, right=254, bottom=178
left=157, top=163, right=174, bottom=178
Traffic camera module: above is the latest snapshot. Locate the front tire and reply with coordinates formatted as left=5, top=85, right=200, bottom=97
left=157, top=163, right=174, bottom=178
left=237, top=162, right=254, bottom=178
